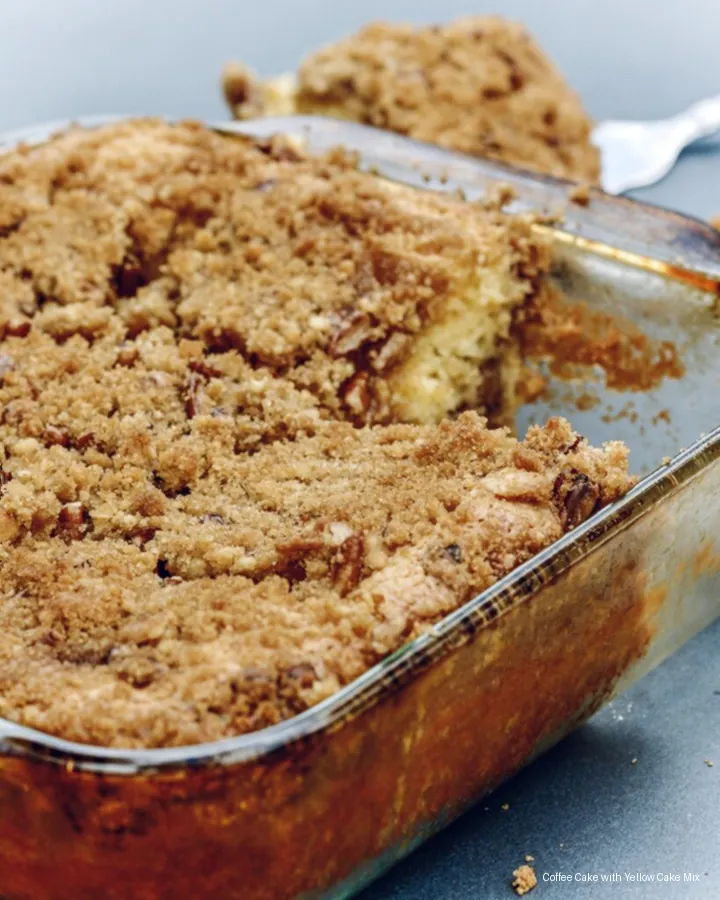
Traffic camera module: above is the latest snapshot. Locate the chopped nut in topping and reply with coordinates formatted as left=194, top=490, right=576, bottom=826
left=0, top=354, right=14, bottom=378
left=332, top=533, right=365, bottom=597
left=55, top=503, right=89, bottom=542
left=342, top=371, right=372, bottom=418
left=329, top=310, right=373, bottom=357
left=553, top=469, right=601, bottom=530
left=5, top=320, right=31, bottom=338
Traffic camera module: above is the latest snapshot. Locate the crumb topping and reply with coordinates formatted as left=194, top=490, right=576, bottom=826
left=238, top=16, right=600, bottom=182
left=0, top=120, right=631, bottom=748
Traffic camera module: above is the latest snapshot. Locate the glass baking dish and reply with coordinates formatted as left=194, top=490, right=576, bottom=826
left=1, top=117, right=720, bottom=900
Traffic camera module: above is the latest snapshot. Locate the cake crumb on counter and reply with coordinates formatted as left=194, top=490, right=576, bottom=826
left=512, top=863, right=538, bottom=895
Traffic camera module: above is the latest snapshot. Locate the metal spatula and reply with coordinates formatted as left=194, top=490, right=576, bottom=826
left=594, top=94, right=720, bottom=194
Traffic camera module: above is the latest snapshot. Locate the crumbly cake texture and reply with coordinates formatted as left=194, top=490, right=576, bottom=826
left=0, top=120, right=632, bottom=748
left=0, top=118, right=548, bottom=429
left=223, top=16, right=600, bottom=182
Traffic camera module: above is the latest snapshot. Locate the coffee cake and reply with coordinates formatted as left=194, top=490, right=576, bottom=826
left=0, top=118, right=549, bottom=427
left=223, top=16, right=600, bottom=182
left=0, top=119, right=631, bottom=748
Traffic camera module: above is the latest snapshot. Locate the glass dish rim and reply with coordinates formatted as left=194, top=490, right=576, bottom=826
left=0, top=116, right=718, bottom=774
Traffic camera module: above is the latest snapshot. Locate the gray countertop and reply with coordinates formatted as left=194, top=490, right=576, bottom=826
left=1, top=0, right=719, bottom=896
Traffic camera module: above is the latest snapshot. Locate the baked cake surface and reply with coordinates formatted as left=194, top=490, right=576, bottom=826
left=0, top=409, right=631, bottom=748
left=0, top=120, right=630, bottom=748
left=224, top=16, right=600, bottom=182
left=0, top=118, right=547, bottom=427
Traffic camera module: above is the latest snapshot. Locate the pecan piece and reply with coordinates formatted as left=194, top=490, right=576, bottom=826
left=342, top=371, right=372, bottom=419
left=184, top=360, right=222, bottom=418
left=44, top=425, right=71, bottom=448
left=329, top=310, right=372, bottom=357
left=353, top=258, right=376, bottom=296
left=277, top=662, right=316, bottom=713
left=332, top=533, right=365, bottom=596
left=129, top=526, right=157, bottom=547
left=371, top=332, right=410, bottom=372
left=4, top=320, right=31, bottom=338
left=188, top=359, right=223, bottom=379
left=75, top=432, right=96, bottom=450
left=56, top=502, right=88, bottom=542
left=281, top=663, right=316, bottom=689
left=553, top=470, right=601, bottom=531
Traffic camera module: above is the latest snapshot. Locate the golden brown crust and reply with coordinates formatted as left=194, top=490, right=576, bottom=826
left=0, top=120, right=631, bottom=748
left=225, top=17, right=600, bottom=182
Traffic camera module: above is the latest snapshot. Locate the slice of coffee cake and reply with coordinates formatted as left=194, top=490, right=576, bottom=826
left=223, top=16, right=600, bottom=182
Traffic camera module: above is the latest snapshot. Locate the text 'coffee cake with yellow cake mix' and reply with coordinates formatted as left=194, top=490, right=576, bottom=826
left=223, top=16, right=600, bottom=182
left=0, top=119, right=632, bottom=748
